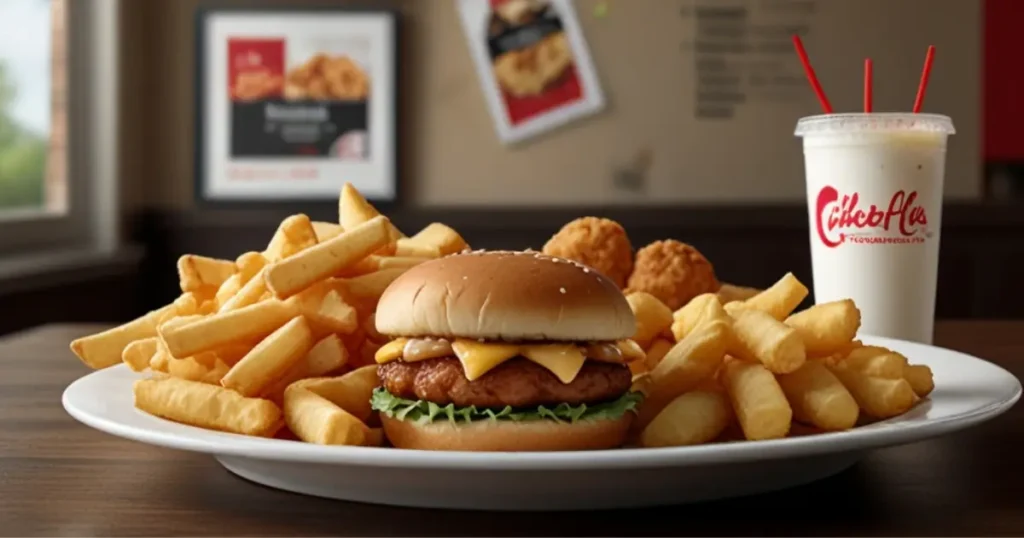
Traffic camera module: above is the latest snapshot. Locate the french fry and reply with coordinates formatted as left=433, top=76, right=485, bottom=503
left=716, top=283, right=761, bottom=305
left=283, top=385, right=368, bottom=446
left=262, top=334, right=349, bottom=402
left=904, top=364, right=935, bottom=398
left=695, top=375, right=725, bottom=394
left=167, top=356, right=230, bottom=385
left=723, top=301, right=746, bottom=317
left=177, top=255, right=237, bottom=293
left=671, top=293, right=729, bottom=341
left=394, top=238, right=441, bottom=258
left=264, top=214, right=319, bottom=262
left=777, top=360, right=859, bottom=430
left=409, top=222, right=469, bottom=256
left=339, top=183, right=404, bottom=248
left=630, top=372, right=652, bottom=396
left=221, top=316, right=315, bottom=397
left=134, top=377, right=282, bottom=437
left=788, top=422, right=829, bottom=437
left=299, top=334, right=350, bottom=374
left=364, top=427, right=386, bottom=447
left=729, top=308, right=806, bottom=374
left=626, top=292, right=674, bottom=348
left=635, top=319, right=731, bottom=431
left=843, top=346, right=908, bottom=379
left=317, top=290, right=360, bottom=335
left=291, top=365, right=379, bottom=423
left=809, top=339, right=862, bottom=361
left=828, top=363, right=917, bottom=419
left=334, top=256, right=380, bottom=278
left=644, top=338, right=674, bottom=370
left=265, top=216, right=392, bottom=299
left=173, top=292, right=203, bottom=316
left=734, top=272, right=809, bottom=320
left=150, top=357, right=170, bottom=373
left=210, top=342, right=252, bottom=366
left=722, top=357, right=793, bottom=440
left=219, top=266, right=269, bottom=313
left=784, top=299, right=861, bottom=356
left=235, top=251, right=268, bottom=283
left=157, top=314, right=206, bottom=337
left=375, top=256, right=430, bottom=271
left=122, top=337, right=160, bottom=372
left=214, top=273, right=244, bottom=307
left=160, top=300, right=294, bottom=359
left=339, top=268, right=408, bottom=303
left=70, top=302, right=179, bottom=369
left=285, top=280, right=359, bottom=336
left=311, top=221, right=344, bottom=242
left=641, top=390, right=732, bottom=447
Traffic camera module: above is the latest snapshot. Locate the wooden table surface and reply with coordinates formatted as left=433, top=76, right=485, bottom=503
left=2, top=322, right=1023, bottom=537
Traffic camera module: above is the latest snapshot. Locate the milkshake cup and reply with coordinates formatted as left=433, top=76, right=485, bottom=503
left=794, top=113, right=955, bottom=344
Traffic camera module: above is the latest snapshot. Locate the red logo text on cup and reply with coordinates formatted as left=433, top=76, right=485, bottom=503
left=815, top=186, right=929, bottom=248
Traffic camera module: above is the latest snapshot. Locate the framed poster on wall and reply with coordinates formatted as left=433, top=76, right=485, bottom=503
left=195, top=8, right=398, bottom=204
left=456, top=0, right=606, bottom=145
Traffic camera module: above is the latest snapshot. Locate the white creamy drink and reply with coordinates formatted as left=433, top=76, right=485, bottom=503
left=794, top=113, right=955, bottom=344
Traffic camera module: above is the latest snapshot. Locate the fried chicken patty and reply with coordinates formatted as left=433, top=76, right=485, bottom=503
left=378, top=357, right=632, bottom=408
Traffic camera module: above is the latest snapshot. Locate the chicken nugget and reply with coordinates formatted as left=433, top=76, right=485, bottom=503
left=542, top=217, right=633, bottom=288
left=627, top=240, right=719, bottom=310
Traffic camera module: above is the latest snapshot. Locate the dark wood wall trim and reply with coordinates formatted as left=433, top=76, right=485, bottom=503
left=0, top=249, right=144, bottom=336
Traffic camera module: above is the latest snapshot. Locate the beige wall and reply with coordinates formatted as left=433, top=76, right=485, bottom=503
left=120, top=0, right=981, bottom=209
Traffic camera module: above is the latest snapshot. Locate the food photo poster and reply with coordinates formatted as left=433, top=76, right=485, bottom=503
left=457, top=0, right=606, bottom=145
left=196, top=8, right=398, bottom=203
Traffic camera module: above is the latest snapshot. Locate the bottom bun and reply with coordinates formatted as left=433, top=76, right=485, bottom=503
left=380, top=414, right=634, bottom=452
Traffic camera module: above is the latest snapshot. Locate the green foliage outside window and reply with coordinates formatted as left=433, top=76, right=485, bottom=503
left=0, top=61, right=48, bottom=209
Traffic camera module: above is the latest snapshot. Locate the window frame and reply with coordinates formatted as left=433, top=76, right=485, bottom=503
left=0, top=0, right=120, bottom=256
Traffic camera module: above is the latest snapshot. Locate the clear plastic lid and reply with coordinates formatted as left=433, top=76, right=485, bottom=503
left=794, top=113, right=955, bottom=137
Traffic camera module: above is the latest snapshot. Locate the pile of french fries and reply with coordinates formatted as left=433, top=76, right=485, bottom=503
left=70, top=184, right=468, bottom=445
left=626, top=272, right=936, bottom=448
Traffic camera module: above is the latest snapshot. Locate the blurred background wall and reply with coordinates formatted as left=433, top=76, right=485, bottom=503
left=2, top=0, right=1023, bottom=336
left=120, top=0, right=984, bottom=208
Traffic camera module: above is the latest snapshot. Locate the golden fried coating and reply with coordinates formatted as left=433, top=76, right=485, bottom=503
left=626, top=240, right=719, bottom=310
left=542, top=217, right=633, bottom=288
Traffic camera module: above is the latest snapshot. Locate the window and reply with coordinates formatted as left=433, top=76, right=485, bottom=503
left=0, top=0, right=119, bottom=256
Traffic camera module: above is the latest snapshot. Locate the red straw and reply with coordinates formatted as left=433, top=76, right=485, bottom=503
left=791, top=35, right=833, bottom=114
left=864, top=58, right=873, bottom=113
left=913, top=45, right=935, bottom=113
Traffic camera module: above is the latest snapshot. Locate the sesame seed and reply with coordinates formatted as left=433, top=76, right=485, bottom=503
left=583, top=268, right=590, bottom=273
left=462, top=276, right=468, bottom=280
left=559, top=287, right=567, bottom=294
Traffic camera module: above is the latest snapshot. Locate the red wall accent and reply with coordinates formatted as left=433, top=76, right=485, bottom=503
left=985, top=0, right=1024, bottom=161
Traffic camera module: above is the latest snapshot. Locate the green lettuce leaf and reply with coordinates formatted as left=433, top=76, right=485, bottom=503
left=370, top=388, right=644, bottom=425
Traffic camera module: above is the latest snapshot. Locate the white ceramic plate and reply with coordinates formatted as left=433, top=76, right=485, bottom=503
left=63, top=335, right=1021, bottom=511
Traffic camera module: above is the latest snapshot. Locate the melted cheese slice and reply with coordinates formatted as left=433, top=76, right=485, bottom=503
left=519, top=344, right=586, bottom=384
left=375, top=338, right=641, bottom=384
left=451, top=340, right=521, bottom=381
left=375, top=338, right=408, bottom=363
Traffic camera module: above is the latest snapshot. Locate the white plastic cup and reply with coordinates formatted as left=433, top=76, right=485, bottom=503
left=794, top=113, right=956, bottom=344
